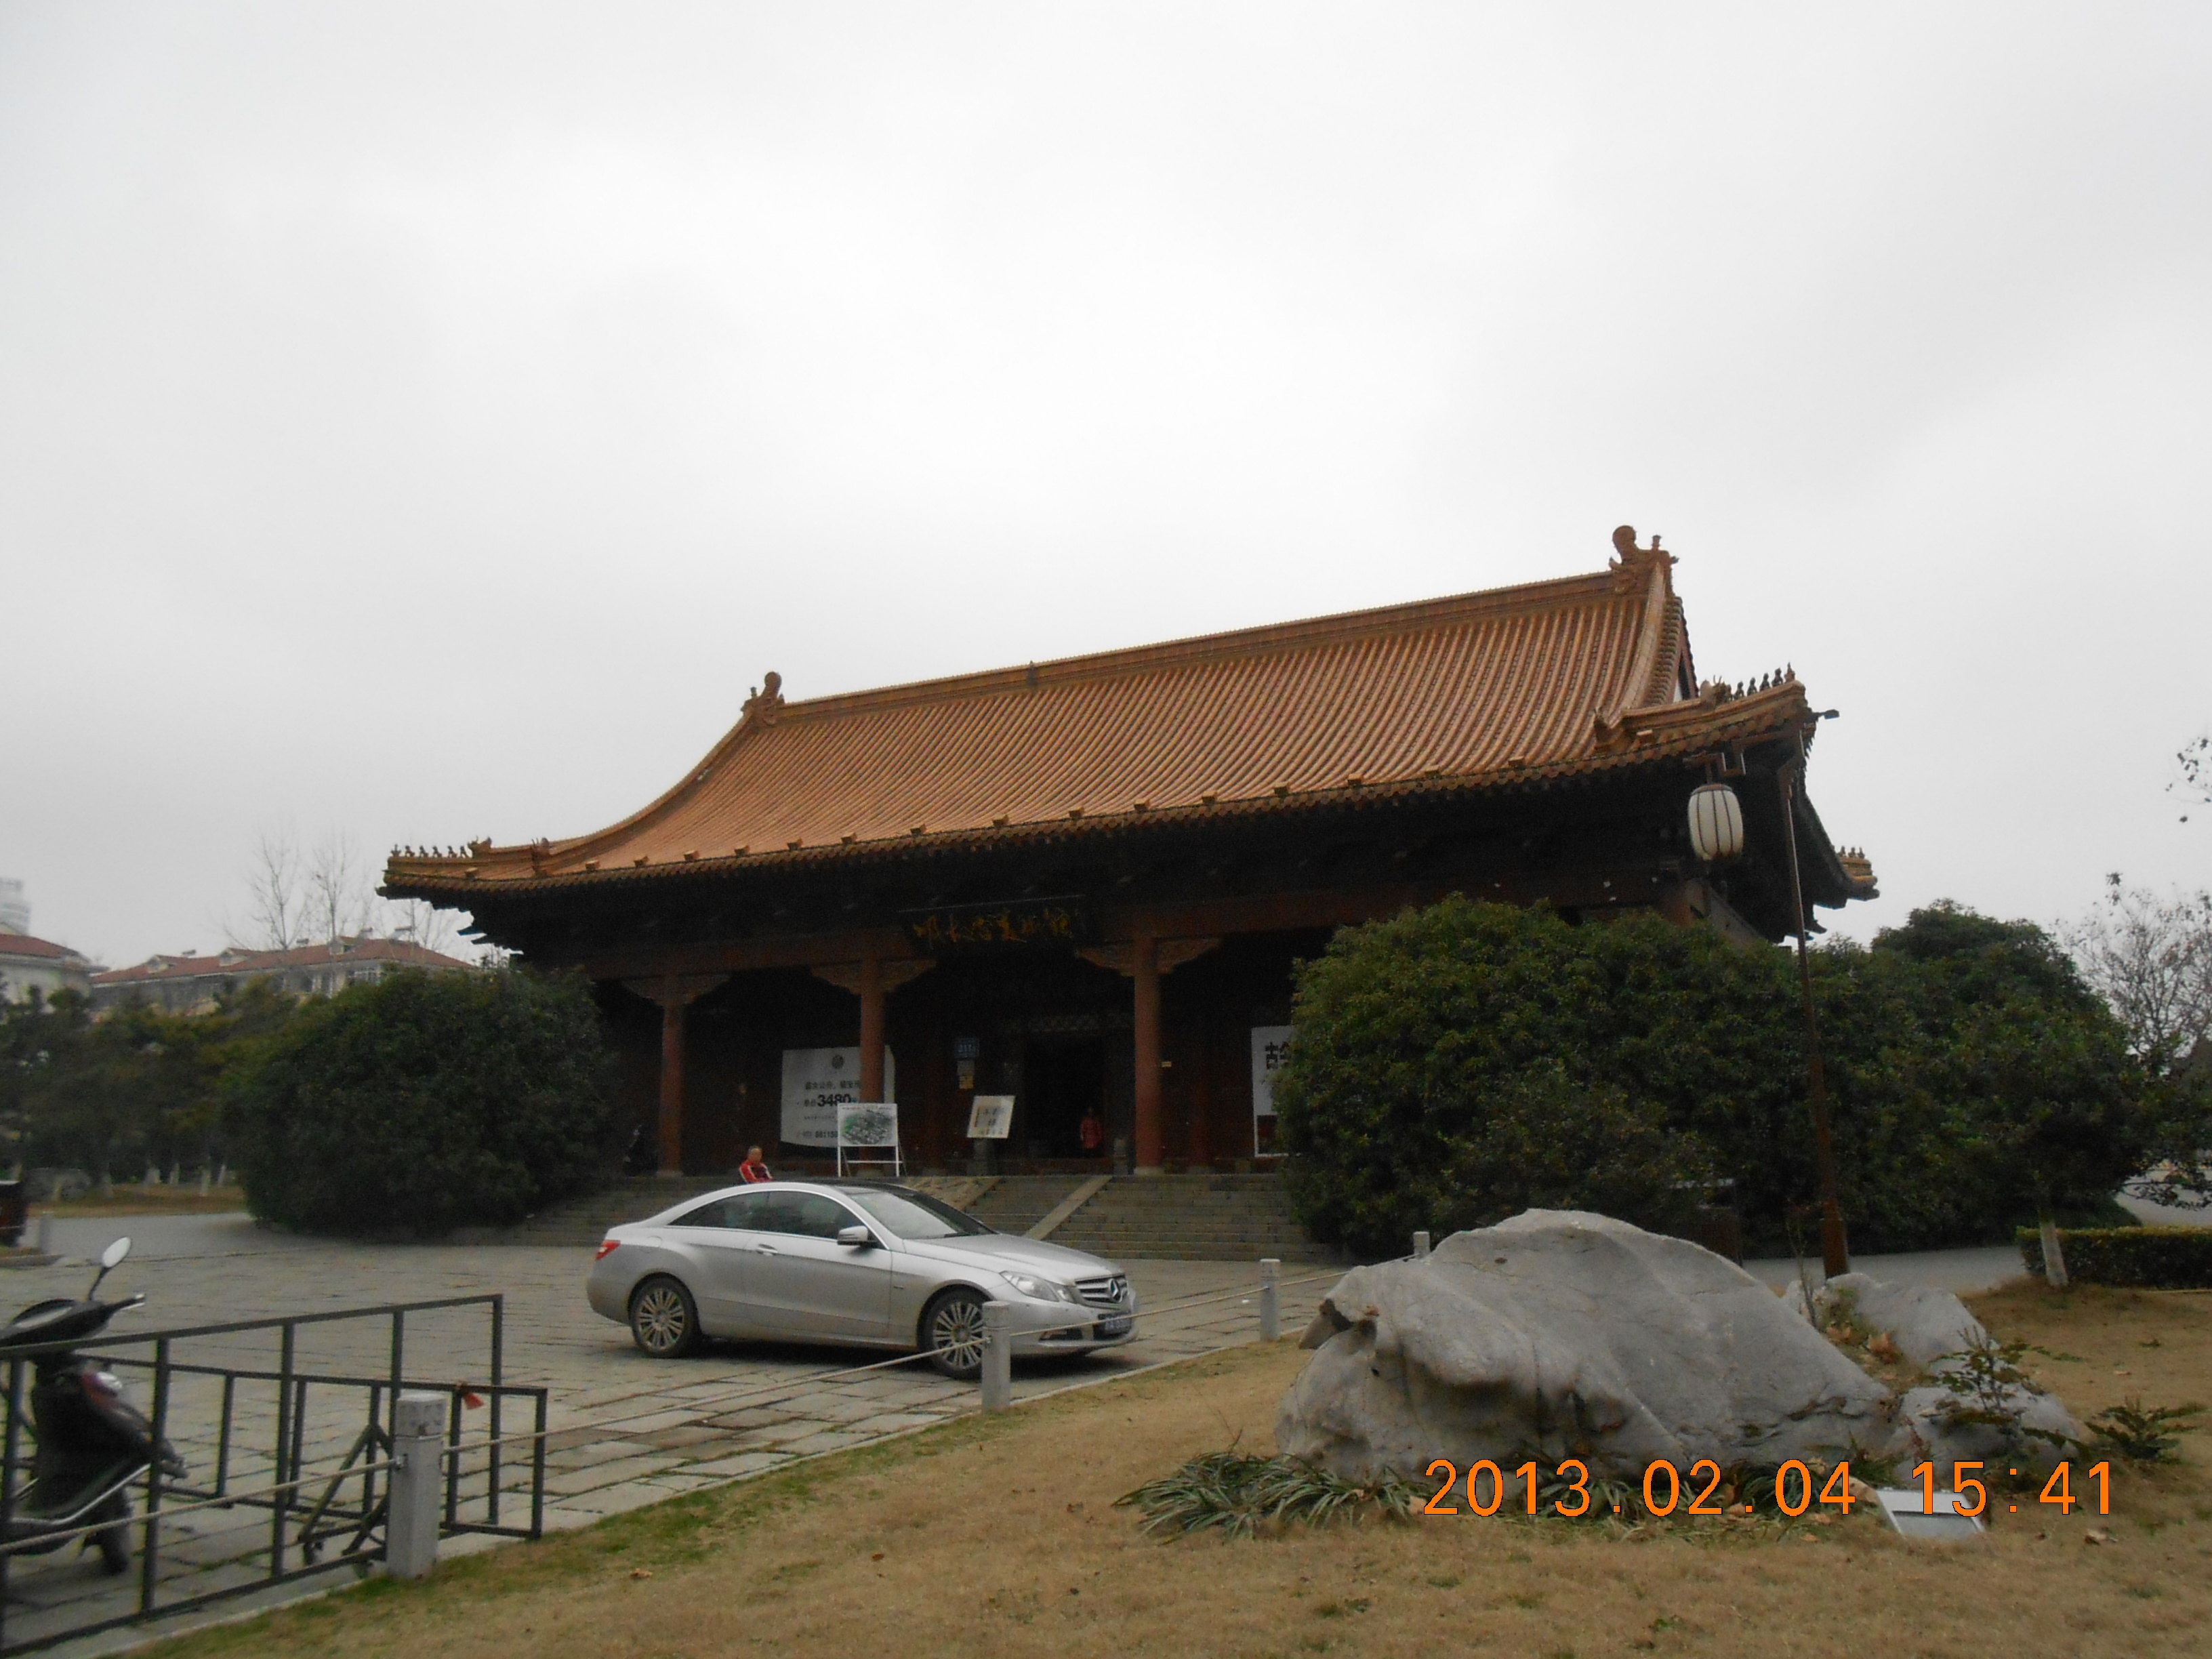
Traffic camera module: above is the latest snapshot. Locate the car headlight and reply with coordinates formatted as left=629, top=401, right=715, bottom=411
left=1000, top=1271, right=1074, bottom=1303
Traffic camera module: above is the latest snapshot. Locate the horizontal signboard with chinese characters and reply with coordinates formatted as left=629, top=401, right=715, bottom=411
left=900, top=897, right=1092, bottom=953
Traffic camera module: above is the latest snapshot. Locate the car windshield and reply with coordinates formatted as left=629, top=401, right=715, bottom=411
left=839, top=1186, right=994, bottom=1240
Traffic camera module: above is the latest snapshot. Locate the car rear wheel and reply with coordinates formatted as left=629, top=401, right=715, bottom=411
left=629, top=1275, right=701, bottom=1358
left=922, top=1288, right=989, bottom=1380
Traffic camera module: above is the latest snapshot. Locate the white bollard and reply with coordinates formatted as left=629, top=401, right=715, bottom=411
left=1412, top=1230, right=1431, bottom=1260
left=34, top=1215, right=52, bottom=1256
left=385, top=1392, right=447, bottom=1580
left=979, top=1302, right=1012, bottom=1412
left=1258, top=1258, right=1281, bottom=1342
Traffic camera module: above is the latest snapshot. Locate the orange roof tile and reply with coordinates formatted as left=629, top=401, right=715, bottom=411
left=387, top=533, right=1864, bottom=896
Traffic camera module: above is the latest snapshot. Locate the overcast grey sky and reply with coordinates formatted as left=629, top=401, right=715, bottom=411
left=4, top=3, right=2207, bottom=968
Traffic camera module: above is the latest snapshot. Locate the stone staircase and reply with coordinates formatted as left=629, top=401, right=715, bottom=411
left=459, top=1170, right=1341, bottom=1263
left=453, top=1176, right=735, bottom=1247
left=1047, top=1174, right=1344, bottom=1264
left=959, top=1176, right=1091, bottom=1235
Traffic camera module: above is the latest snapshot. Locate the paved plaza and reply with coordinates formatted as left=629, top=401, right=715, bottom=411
left=5, top=1212, right=1338, bottom=1653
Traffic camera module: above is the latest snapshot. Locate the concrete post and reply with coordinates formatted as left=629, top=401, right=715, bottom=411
left=34, top=1214, right=52, bottom=1256
left=979, top=1302, right=1012, bottom=1411
left=1258, top=1258, right=1281, bottom=1342
left=1412, top=1230, right=1431, bottom=1260
left=385, top=1391, right=447, bottom=1580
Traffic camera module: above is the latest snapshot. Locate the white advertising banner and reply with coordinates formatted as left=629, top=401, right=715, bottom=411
left=1250, top=1025, right=1293, bottom=1155
left=780, top=1046, right=896, bottom=1147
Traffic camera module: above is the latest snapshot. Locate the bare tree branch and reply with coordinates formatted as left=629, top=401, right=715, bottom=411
left=237, top=830, right=306, bottom=951
left=2063, top=873, right=2212, bottom=1071
left=305, top=830, right=376, bottom=945
left=2171, top=733, right=2211, bottom=823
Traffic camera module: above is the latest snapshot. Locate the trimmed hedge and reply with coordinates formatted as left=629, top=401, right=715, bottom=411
left=2017, top=1226, right=2212, bottom=1288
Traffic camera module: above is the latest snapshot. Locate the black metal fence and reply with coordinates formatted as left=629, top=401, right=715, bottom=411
left=0, top=1296, right=548, bottom=1656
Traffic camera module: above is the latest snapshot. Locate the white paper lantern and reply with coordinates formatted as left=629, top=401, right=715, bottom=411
left=1687, top=782, right=1744, bottom=863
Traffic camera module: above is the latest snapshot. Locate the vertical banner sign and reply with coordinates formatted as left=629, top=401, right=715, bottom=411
left=1250, top=1026, right=1294, bottom=1156
left=780, top=1046, right=897, bottom=1147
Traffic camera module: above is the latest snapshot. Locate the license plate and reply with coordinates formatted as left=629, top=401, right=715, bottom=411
left=1096, top=1316, right=1132, bottom=1338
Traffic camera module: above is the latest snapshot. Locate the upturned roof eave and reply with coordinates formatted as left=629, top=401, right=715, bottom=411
left=381, top=684, right=1818, bottom=904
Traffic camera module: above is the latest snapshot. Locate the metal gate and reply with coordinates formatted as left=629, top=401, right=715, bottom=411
left=0, top=1295, right=548, bottom=1655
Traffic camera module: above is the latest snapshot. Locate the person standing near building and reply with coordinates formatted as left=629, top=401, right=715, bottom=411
left=738, top=1145, right=773, bottom=1183
left=1078, top=1109, right=1105, bottom=1158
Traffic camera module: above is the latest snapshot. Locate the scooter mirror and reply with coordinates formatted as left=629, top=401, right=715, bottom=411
left=100, top=1237, right=132, bottom=1270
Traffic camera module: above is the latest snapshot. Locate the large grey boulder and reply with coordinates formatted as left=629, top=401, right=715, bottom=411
left=1886, top=1383, right=2086, bottom=1479
left=1277, top=1210, right=1892, bottom=1481
left=1783, top=1271, right=1988, bottom=1368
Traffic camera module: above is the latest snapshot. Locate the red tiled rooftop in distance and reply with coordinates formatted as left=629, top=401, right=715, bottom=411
left=94, top=937, right=472, bottom=985
left=0, top=934, right=84, bottom=962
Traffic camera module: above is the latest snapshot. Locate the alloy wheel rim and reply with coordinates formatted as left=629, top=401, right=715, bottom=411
left=933, top=1300, right=987, bottom=1368
left=636, top=1287, right=687, bottom=1351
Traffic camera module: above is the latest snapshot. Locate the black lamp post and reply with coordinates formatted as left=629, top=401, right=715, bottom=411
left=1777, top=717, right=1850, bottom=1278
left=1689, top=721, right=1850, bottom=1279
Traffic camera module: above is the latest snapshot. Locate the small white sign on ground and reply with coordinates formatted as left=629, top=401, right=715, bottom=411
left=1874, top=1488, right=1988, bottom=1540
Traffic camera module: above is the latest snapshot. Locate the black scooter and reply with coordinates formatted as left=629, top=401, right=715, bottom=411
left=0, top=1238, right=186, bottom=1575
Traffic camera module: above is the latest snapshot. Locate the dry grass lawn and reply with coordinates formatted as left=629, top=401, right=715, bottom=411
left=155, top=1282, right=2212, bottom=1659
left=30, top=1186, right=247, bottom=1220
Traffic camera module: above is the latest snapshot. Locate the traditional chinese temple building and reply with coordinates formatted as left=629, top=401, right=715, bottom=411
left=382, top=530, right=1875, bottom=1179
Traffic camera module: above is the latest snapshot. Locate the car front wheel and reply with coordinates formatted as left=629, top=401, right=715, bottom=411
left=629, top=1275, right=701, bottom=1358
left=922, top=1288, right=989, bottom=1380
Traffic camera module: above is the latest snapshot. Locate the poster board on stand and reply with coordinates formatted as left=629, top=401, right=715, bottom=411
left=780, top=1046, right=896, bottom=1147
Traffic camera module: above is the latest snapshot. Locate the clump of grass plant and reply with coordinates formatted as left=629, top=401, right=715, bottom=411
left=1924, top=1332, right=2083, bottom=1479
left=1114, top=1452, right=1421, bottom=1538
left=2087, top=1399, right=2205, bottom=1465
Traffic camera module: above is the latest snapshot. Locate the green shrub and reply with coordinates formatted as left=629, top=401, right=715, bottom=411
left=2016, top=1226, right=2212, bottom=1288
left=1275, top=897, right=2154, bottom=1260
left=226, top=967, right=619, bottom=1237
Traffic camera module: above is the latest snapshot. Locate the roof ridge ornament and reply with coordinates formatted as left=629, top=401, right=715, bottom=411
left=1608, top=524, right=1675, bottom=591
left=742, top=671, right=785, bottom=724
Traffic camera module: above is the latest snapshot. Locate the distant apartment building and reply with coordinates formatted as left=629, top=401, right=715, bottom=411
left=91, top=937, right=474, bottom=1016
left=0, top=933, right=98, bottom=1004
left=0, top=878, right=100, bottom=1004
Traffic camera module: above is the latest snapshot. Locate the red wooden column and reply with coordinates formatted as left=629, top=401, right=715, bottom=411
left=1132, top=934, right=1164, bottom=1174
left=657, top=998, right=687, bottom=1175
left=858, top=952, right=886, bottom=1103
left=630, top=974, right=728, bottom=1177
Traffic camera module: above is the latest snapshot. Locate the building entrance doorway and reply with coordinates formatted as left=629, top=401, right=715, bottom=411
left=1020, top=1036, right=1107, bottom=1162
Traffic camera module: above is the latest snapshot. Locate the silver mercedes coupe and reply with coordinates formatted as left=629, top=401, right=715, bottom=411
left=585, top=1180, right=1136, bottom=1378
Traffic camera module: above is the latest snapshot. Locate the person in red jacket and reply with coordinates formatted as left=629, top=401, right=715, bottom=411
left=737, top=1146, right=773, bottom=1183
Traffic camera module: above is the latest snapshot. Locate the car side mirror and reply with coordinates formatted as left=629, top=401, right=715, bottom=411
left=836, top=1225, right=875, bottom=1249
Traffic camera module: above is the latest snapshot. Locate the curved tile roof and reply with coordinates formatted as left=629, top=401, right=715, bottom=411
left=387, top=534, right=1866, bottom=899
